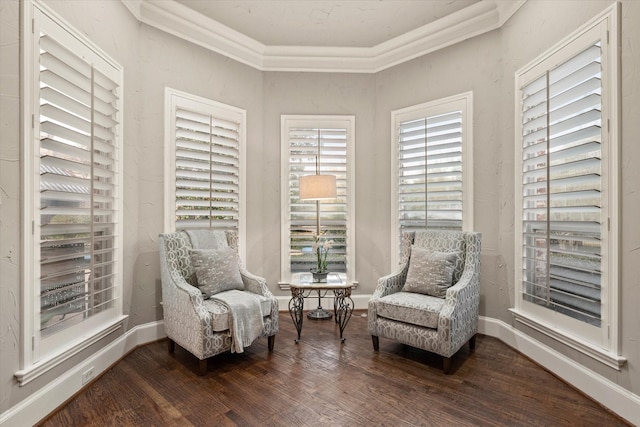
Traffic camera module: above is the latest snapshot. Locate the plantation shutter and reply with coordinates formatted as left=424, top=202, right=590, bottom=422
left=38, top=32, right=120, bottom=337
left=288, top=127, right=348, bottom=273
left=398, top=111, right=463, bottom=231
left=520, top=42, right=602, bottom=326
left=174, top=107, right=240, bottom=230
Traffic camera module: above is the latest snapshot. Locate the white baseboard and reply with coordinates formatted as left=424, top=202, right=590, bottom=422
left=0, top=321, right=167, bottom=427
left=3, top=308, right=638, bottom=426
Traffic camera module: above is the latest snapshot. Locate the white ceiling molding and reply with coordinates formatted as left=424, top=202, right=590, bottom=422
left=121, top=0, right=526, bottom=73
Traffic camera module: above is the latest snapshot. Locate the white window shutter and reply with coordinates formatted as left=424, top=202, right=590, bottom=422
left=174, top=107, right=241, bottom=230
left=398, top=111, right=464, bottom=231
left=520, top=41, right=603, bottom=326
left=288, top=126, right=348, bottom=273
left=37, top=30, right=121, bottom=337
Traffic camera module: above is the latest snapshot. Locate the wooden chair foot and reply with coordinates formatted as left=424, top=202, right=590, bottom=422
left=198, top=358, right=207, bottom=376
left=372, top=335, right=379, bottom=351
left=167, top=338, right=175, bottom=354
left=469, top=334, right=477, bottom=351
left=268, top=335, right=275, bottom=351
left=443, top=357, right=452, bottom=374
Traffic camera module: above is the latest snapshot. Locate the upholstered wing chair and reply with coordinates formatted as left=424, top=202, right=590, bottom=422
left=159, top=230, right=278, bottom=375
left=368, top=230, right=481, bottom=374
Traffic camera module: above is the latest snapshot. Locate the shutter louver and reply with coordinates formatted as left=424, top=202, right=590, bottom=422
left=174, top=107, right=240, bottom=230
left=288, top=127, right=348, bottom=273
left=520, top=42, right=602, bottom=326
left=398, top=111, right=463, bottom=232
left=38, top=33, right=120, bottom=336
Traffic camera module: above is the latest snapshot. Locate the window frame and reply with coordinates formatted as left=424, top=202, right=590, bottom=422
left=18, top=0, right=125, bottom=384
left=280, top=115, right=356, bottom=284
left=164, top=88, right=247, bottom=263
left=512, top=3, right=623, bottom=369
left=390, top=92, right=474, bottom=267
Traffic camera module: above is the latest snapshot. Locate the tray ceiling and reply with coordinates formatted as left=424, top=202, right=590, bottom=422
left=121, top=0, right=525, bottom=73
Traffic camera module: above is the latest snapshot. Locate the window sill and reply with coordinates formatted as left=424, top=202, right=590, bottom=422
left=14, top=315, right=128, bottom=386
left=509, top=309, right=626, bottom=370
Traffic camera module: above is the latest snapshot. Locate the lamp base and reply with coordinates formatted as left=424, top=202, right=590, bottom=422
left=307, top=307, right=333, bottom=320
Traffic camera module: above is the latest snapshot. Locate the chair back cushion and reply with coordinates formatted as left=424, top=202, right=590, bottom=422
left=185, top=229, right=228, bottom=250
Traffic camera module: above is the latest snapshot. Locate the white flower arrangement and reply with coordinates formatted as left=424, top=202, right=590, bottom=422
left=312, top=231, right=334, bottom=273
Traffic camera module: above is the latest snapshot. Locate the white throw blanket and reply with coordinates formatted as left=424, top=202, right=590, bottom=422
left=211, top=290, right=265, bottom=353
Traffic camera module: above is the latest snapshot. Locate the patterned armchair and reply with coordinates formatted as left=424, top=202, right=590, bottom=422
left=159, top=230, right=278, bottom=375
left=368, top=230, right=481, bottom=374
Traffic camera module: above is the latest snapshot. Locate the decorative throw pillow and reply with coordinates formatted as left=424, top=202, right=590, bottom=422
left=189, top=248, right=244, bottom=296
left=403, top=246, right=457, bottom=298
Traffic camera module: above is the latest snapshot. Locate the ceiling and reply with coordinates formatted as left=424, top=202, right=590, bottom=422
left=172, top=0, right=481, bottom=48
left=122, top=0, right=526, bottom=72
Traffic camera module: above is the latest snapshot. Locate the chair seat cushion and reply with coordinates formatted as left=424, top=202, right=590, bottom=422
left=203, top=291, right=272, bottom=332
left=375, top=292, right=446, bottom=329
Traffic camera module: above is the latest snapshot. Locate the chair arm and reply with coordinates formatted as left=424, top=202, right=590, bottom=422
left=165, top=269, right=212, bottom=321
left=160, top=259, right=215, bottom=359
left=437, top=263, right=480, bottom=357
left=371, top=262, right=409, bottom=300
left=240, top=269, right=271, bottom=297
left=170, top=270, right=203, bottom=300
left=368, top=262, right=409, bottom=336
left=239, top=269, right=279, bottom=336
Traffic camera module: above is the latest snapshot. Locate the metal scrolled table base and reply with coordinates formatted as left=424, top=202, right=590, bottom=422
left=288, top=287, right=306, bottom=343
left=288, top=284, right=354, bottom=343
left=333, top=288, right=354, bottom=342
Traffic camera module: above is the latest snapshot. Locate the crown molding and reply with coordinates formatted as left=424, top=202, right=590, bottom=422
left=121, top=0, right=526, bottom=73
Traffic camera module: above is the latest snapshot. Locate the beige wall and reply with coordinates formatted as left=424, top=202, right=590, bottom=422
left=1, top=0, right=639, bottom=417
left=0, top=0, right=23, bottom=414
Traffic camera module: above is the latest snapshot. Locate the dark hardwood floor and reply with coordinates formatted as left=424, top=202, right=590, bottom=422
left=40, top=311, right=629, bottom=426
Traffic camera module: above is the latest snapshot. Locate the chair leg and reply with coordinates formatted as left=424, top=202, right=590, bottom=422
left=372, top=335, right=379, bottom=351
left=167, top=338, right=175, bottom=354
left=443, top=357, right=452, bottom=375
left=469, top=334, right=477, bottom=351
left=198, top=358, right=207, bottom=376
left=268, top=335, right=275, bottom=351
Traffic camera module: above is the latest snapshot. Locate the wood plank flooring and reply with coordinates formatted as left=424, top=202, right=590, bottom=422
left=40, top=311, right=629, bottom=426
